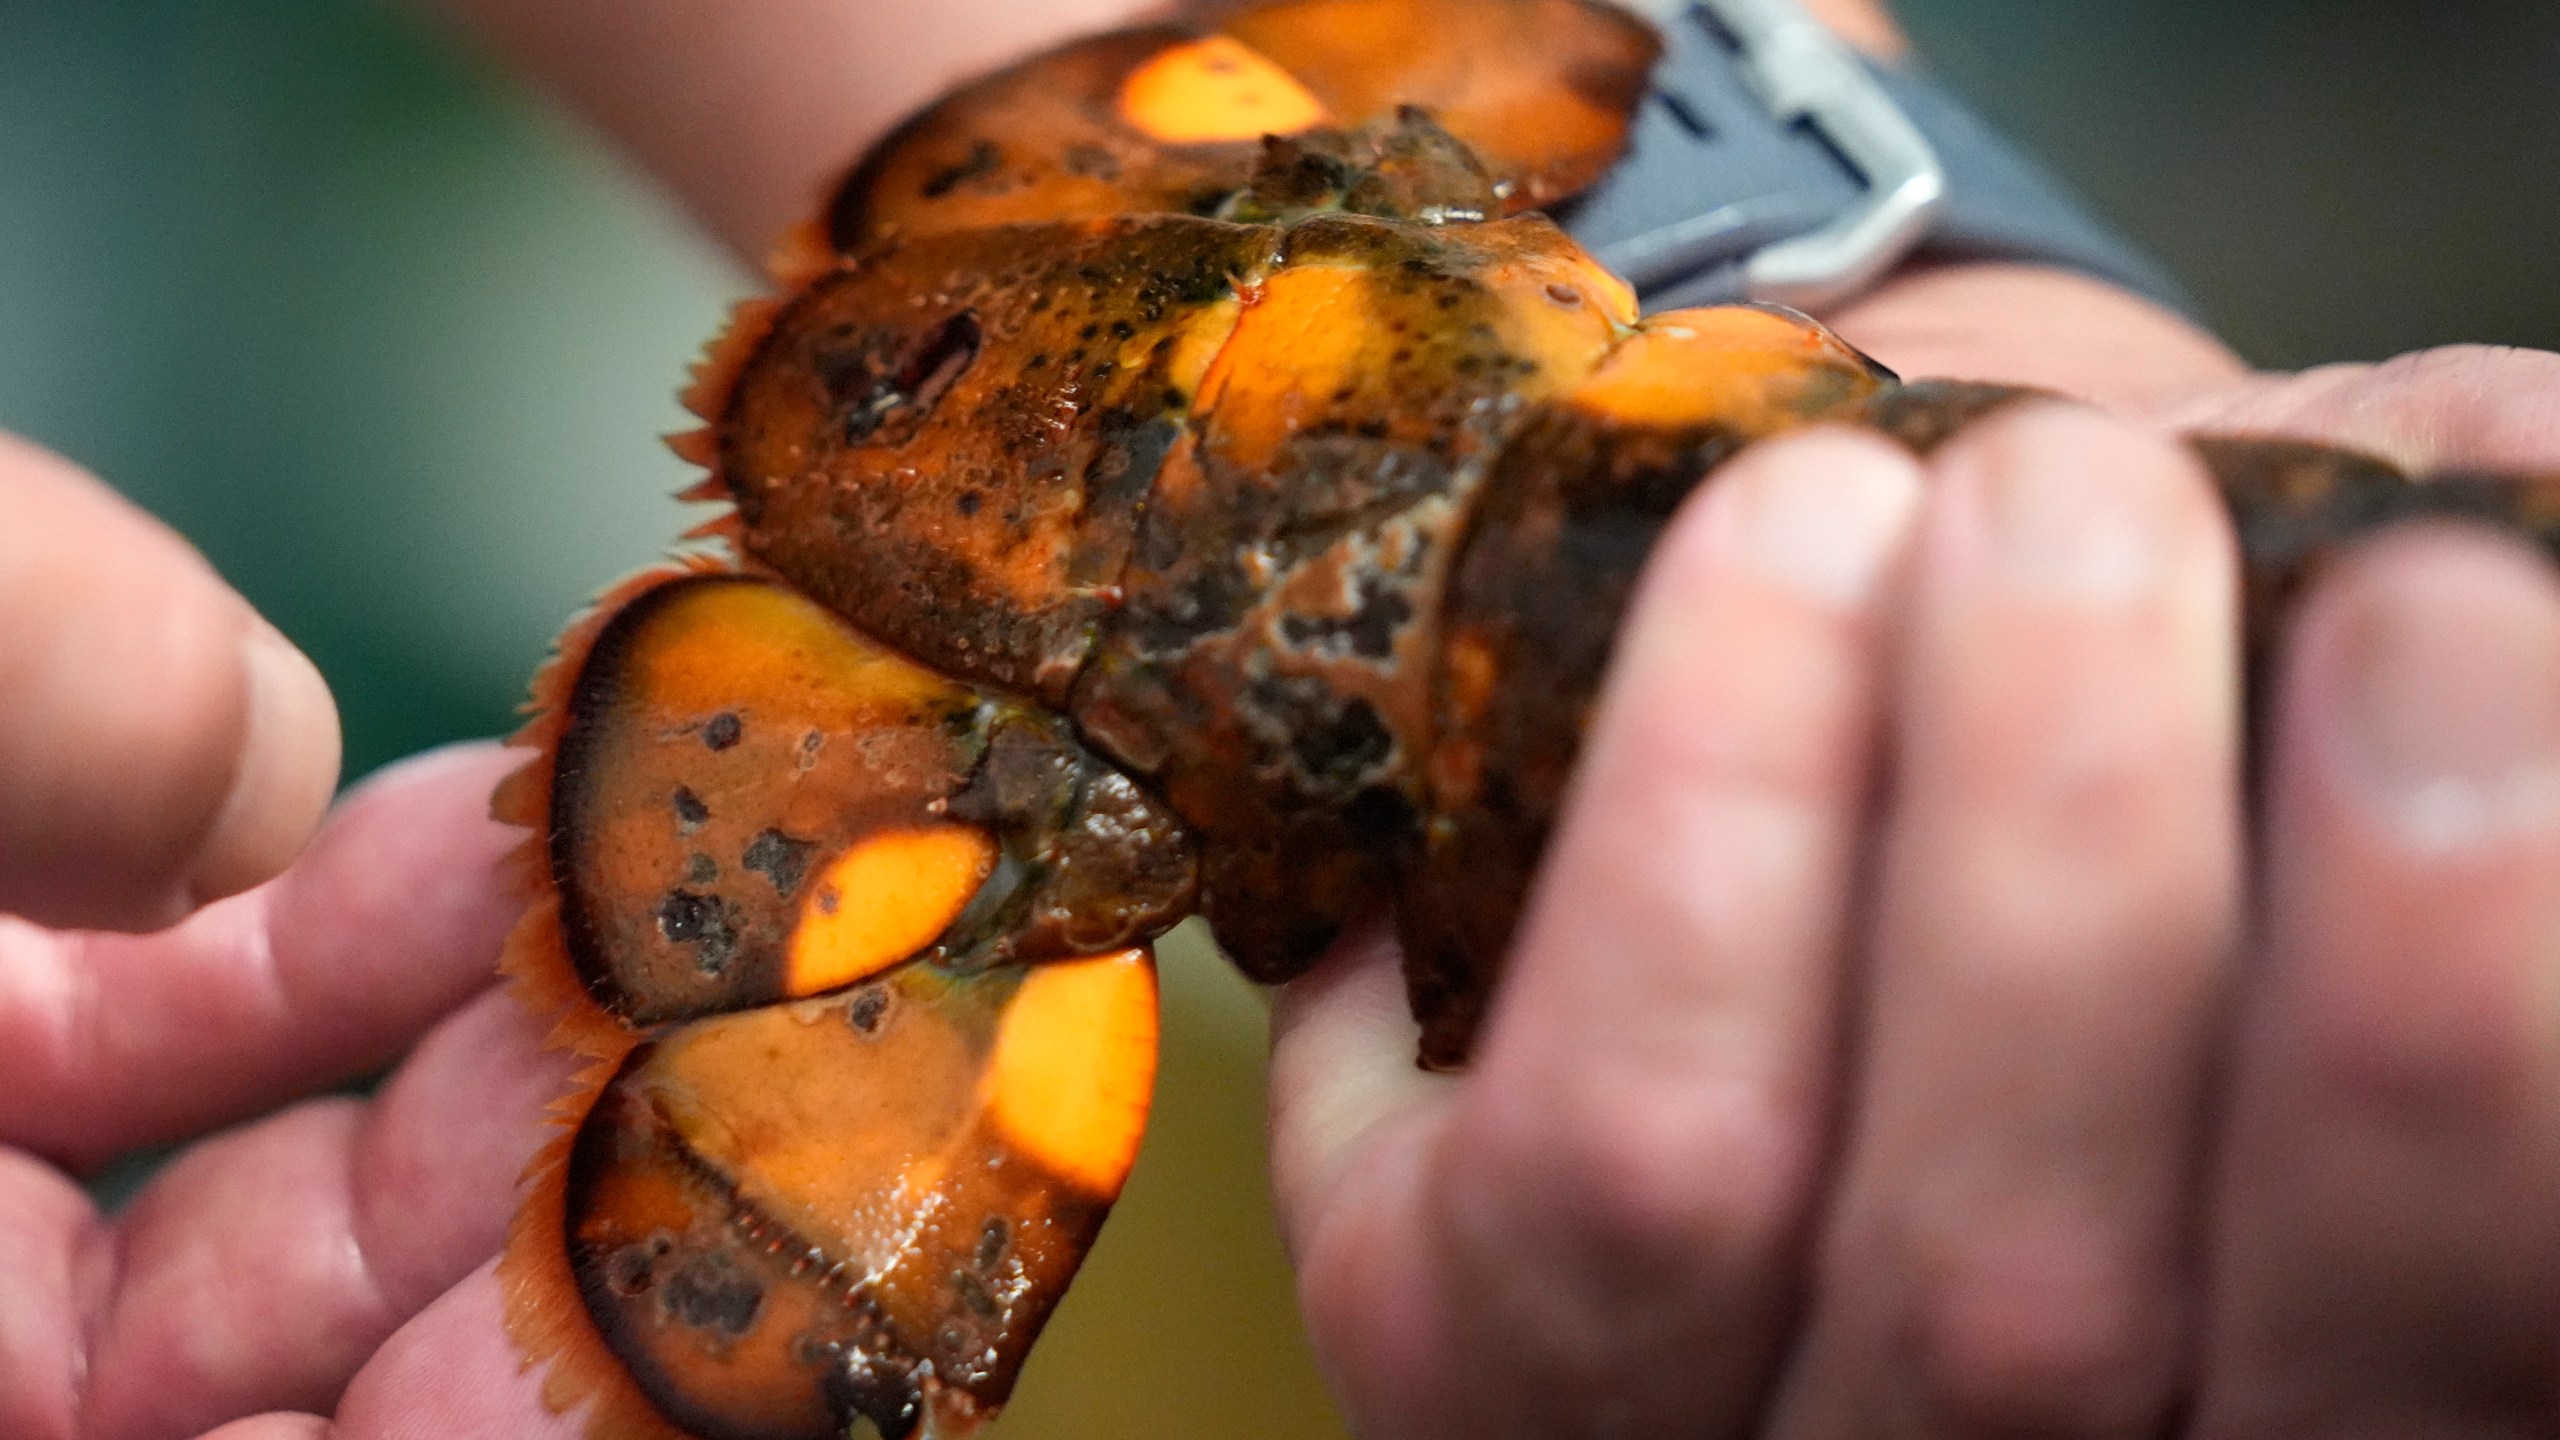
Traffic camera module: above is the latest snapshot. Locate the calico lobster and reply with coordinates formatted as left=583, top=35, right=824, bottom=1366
left=489, top=1, right=2560, bottom=1435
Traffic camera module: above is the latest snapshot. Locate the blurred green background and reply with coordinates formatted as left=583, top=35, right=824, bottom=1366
left=2, top=0, right=2553, bottom=1433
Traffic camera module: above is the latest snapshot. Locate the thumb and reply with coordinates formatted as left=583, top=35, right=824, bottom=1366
left=0, top=432, right=341, bottom=931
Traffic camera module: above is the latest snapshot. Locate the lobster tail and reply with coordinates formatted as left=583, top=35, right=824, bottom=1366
left=500, top=0, right=2560, bottom=1431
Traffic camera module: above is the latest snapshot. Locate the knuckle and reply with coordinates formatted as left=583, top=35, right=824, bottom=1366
left=1439, top=1073, right=1808, bottom=1295
left=1887, top=1232, right=2173, bottom=1435
left=1920, top=741, right=2233, bottom=952
left=2288, top=955, right=2542, bottom=1131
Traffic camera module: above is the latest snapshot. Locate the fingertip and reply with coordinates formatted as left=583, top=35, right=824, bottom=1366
left=331, top=1264, right=586, bottom=1440
left=1580, top=424, right=1922, bottom=821
left=2278, top=524, right=2560, bottom=860
left=185, top=619, right=345, bottom=910
left=1922, top=401, right=2235, bottom=624
left=1932, top=398, right=2208, bottom=496
left=1267, top=923, right=1452, bottom=1253
left=1672, top=425, right=1926, bottom=614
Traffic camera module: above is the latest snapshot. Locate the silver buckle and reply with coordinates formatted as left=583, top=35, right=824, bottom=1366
left=1622, top=0, right=1947, bottom=310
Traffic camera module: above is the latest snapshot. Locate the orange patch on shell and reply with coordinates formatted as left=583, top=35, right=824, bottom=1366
left=1118, top=35, right=1329, bottom=144
left=1571, top=305, right=1889, bottom=432
left=785, top=825, right=999, bottom=998
left=986, top=948, right=1161, bottom=1196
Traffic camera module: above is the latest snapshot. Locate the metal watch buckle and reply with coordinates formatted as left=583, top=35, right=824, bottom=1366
left=1619, top=0, right=1947, bottom=310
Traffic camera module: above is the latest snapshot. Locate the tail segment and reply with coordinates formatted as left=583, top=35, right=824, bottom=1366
left=497, top=573, right=1191, bottom=1439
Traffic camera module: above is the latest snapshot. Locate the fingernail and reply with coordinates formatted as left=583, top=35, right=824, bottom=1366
left=1719, top=431, right=1922, bottom=609
left=1973, top=410, right=2171, bottom=603
left=188, top=621, right=343, bottom=905
left=2336, top=547, right=2560, bottom=855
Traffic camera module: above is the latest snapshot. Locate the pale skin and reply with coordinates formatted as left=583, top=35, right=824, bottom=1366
left=3, top=1, right=2558, bottom=1436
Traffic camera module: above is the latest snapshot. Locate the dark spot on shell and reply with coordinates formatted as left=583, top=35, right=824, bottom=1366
left=952, top=1267, right=1000, bottom=1320
left=955, top=489, right=984, bottom=518
left=846, top=312, right=984, bottom=444
left=685, top=853, right=719, bottom=885
left=670, top=785, right=710, bottom=836
left=660, top=1252, right=763, bottom=1337
left=817, top=886, right=841, bottom=915
left=975, top=1217, right=1009, bottom=1270
left=1279, top=575, right=1414, bottom=659
left=848, top=985, right=891, bottom=1035
left=657, top=889, right=740, bottom=974
left=743, top=828, right=818, bottom=896
left=919, top=138, right=1000, bottom=199
left=1062, top=143, right=1120, bottom=180
left=604, top=1237, right=669, bottom=1297
left=1281, top=694, right=1395, bottom=787
left=826, top=1350, right=924, bottom=1440
left=703, top=712, right=743, bottom=751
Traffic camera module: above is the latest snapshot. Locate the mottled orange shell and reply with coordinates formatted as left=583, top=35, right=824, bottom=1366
left=827, top=0, right=1656, bottom=247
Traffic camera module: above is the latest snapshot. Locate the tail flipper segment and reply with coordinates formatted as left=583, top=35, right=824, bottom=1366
left=498, top=572, right=1193, bottom=1439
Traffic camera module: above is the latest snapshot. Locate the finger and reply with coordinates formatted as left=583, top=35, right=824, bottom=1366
left=420, top=0, right=1163, bottom=258
left=0, top=1148, right=89, bottom=1440
left=1769, top=405, right=2242, bottom=1437
left=198, top=1419, right=327, bottom=1440
left=1276, top=430, right=1922, bottom=1440
left=22, top=987, right=573, bottom=1440
left=2194, top=530, right=2560, bottom=1434
left=331, top=1263, right=581, bottom=1440
left=1268, top=919, right=1455, bottom=1248
left=190, top=1265, right=586, bottom=1440
left=0, top=433, right=340, bottom=931
left=1829, top=263, right=2247, bottom=415
left=0, top=743, right=527, bottom=1170
left=2160, top=344, right=2560, bottom=473
left=1436, top=429, right=1923, bottom=1438
left=1265, top=922, right=1461, bottom=1436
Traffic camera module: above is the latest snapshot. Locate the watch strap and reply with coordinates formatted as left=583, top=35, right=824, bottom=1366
left=1558, top=0, right=2194, bottom=317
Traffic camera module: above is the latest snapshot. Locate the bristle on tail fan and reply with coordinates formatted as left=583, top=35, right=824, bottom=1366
left=764, top=216, right=839, bottom=293
left=493, top=558, right=742, bottom=1440
left=679, top=294, right=789, bottom=426
left=501, top=1100, right=696, bottom=1440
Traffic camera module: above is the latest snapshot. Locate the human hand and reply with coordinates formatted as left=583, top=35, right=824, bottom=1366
left=1270, top=348, right=2560, bottom=1438
left=12, top=5, right=1221, bottom=1434
left=0, top=434, right=596, bottom=1440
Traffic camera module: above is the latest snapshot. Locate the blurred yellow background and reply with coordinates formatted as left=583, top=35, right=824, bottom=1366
left=2, top=0, right=2554, bottom=1433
